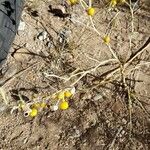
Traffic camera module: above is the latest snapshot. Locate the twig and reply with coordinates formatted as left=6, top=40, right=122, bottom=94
left=91, top=37, right=150, bottom=88
left=125, top=1, right=134, bottom=50
left=90, top=16, right=102, bottom=37
left=0, top=62, right=40, bottom=88
left=0, top=87, right=8, bottom=104
left=127, top=88, right=133, bottom=138
left=44, top=59, right=118, bottom=86
left=107, top=44, right=120, bottom=62
left=89, top=0, right=92, bottom=7
left=109, top=126, right=123, bottom=150
left=125, top=37, right=150, bottom=68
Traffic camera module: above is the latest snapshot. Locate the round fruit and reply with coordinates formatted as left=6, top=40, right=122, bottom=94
left=59, top=101, right=69, bottom=110
left=29, top=108, right=38, bottom=117
left=57, top=92, right=65, bottom=100
left=87, top=7, right=95, bottom=16
left=103, top=35, right=110, bottom=44
left=111, top=0, right=117, bottom=7
left=40, top=102, right=47, bottom=108
left=69, top=0, right=78, bottom=5
left=64, top=91, right=72, bottom=98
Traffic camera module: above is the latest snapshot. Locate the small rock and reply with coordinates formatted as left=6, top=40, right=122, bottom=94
left=75, top=129, right=80, bottom=137
left=122, top=118, right=127, bottom=124
left=58, top=28, right=71, bottom=43
left=50, top=105, right=58, bottom=111
left=37, top=31, right=48, bottom=41
left=0, top=104, right=7, bottom=112
left=18, top=20, right=26, bottom=31
left=46, top=41, right=53, bottom=48
left=93, top=94, right=103, bottom=101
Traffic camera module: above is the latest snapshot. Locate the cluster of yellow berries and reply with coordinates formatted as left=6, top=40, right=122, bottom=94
left=110, top=0, right=126, bottom=7
left=51, top=87, right=75, bottom=111
left=68, top=0, right=95, bottom=16
left=15, top=87, right=75, bottom=117
left=30, top=102, right=47, bottom=117
left=18, top=100, right=47, bottom=117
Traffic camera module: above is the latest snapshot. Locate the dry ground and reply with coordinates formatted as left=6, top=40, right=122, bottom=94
left=0, top=0, right=150, bottom=149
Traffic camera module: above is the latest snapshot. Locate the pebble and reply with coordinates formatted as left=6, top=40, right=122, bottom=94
left=18, top=20, right=26, bottom=31
left=122, top=118, right=127, bottom=124
left=46, top=41, right=53, bottom=48
left=58, top=28, right=71, bottom=43
left=93, top=94, right=103, bottom=101
left=50, top=105, right=58, bottom=111
left=37, top=31, right=48, bottom=41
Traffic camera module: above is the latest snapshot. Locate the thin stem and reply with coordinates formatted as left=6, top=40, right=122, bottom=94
left=89, top=0, right=92, bottom=7
left=90, top=16, right=102, bottom=38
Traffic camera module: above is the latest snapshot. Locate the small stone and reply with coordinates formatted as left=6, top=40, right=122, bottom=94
left=121, top=130, right=125, bottom=135
left=75, top=129, right=80, bottom=137
left=18, top=20, right=26, bottom=31
left=46, top=41, right=52, bottom=48
left=43, top=31, right=48, bottom=39
left=0, top=104, right=7, bottom=112
left=50, top=105, right=58, bottom=111
left=93, top=94, right=103, bottom=101
left=37, top=31, right=48, bottom=41
left=122, top=118, right=127, bottom=124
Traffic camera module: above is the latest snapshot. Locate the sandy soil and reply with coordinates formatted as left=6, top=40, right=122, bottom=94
left=0, top=0, right=150, bottom=149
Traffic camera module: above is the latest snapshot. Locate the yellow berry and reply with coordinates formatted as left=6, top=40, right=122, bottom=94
left=40, top=102, right=47, bottom=108
left=87, top=7, right=95, bottom=16
left=64, top=91, right=72, bottom=98
left=110, top=0, right=117, bottom=7
left=69, top=0, right=78, bottom=5
left=103, top=35, right=110, bottom=44
left=29, top=108, right=38, bottom=117
left=57, top=92, right=65, bottom=100
left=59, top=101, right=69, bottom=110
